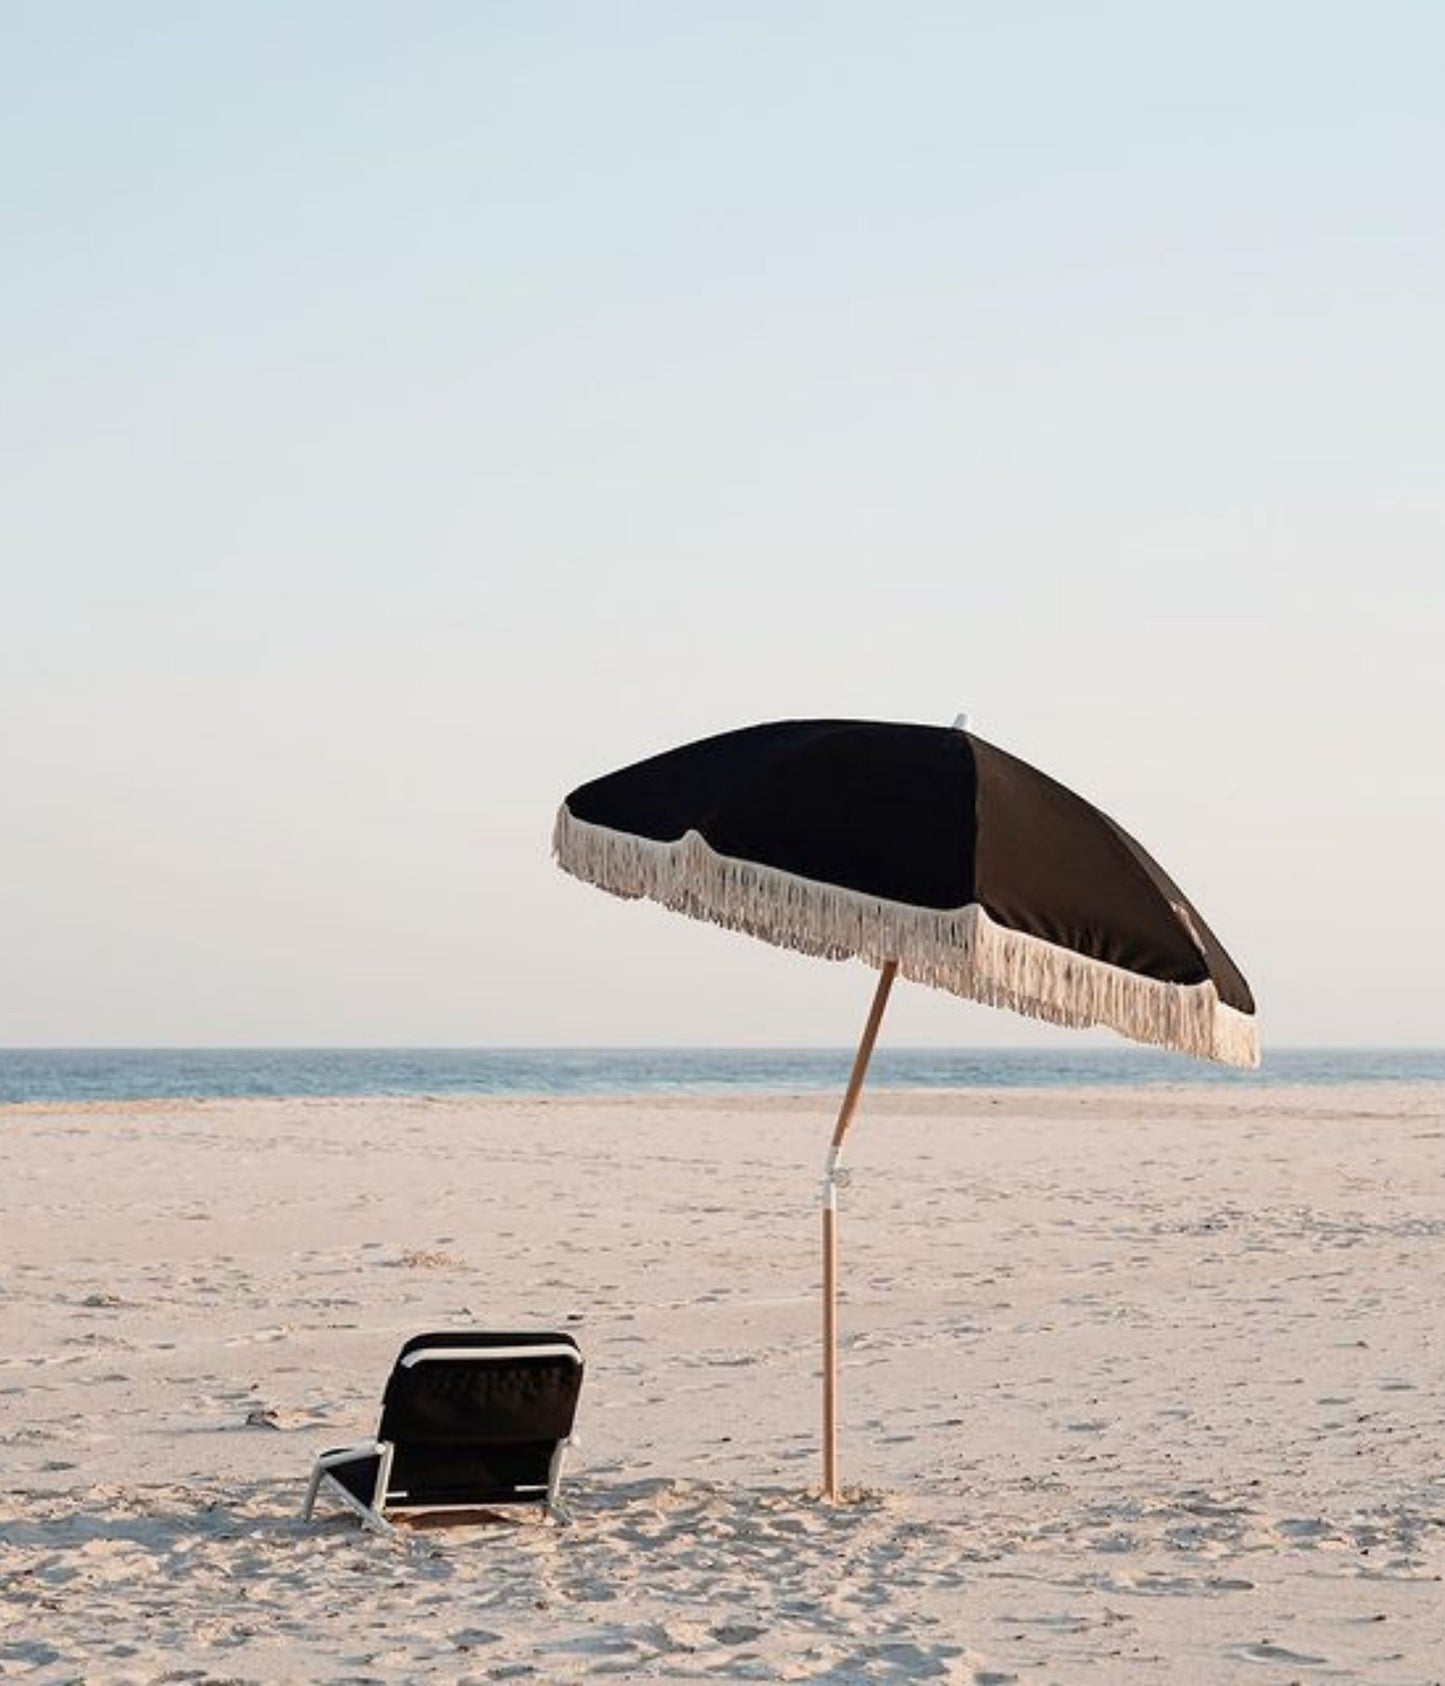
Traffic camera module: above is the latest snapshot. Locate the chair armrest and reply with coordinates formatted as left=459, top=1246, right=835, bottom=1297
left=313, top=1438, right=385, bottom=1471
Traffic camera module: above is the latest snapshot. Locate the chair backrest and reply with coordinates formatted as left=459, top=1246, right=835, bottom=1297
left=377, top=1331, right=584, bottom=1506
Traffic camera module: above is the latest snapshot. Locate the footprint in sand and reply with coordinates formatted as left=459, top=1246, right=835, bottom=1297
left=710, top=1623, right=766, bottom=1645
left=1275, top=1518, right=1336, bottom=1543
left=222, top=1327, right=292, bottom=1346
left=450, top=1627, right=503, bottom=1651
left=1227, top=1640, right=1329, bottom=1666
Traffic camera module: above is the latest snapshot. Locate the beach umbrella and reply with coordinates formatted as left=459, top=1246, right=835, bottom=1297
left=552, top=717, right=1257, bottom=1500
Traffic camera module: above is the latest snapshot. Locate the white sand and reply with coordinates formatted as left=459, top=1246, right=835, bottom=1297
left=1, top=1083, right=1441, bottom=1683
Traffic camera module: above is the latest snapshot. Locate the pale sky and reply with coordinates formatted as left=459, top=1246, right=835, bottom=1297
left=3, top=3, right=1441, bottom=1049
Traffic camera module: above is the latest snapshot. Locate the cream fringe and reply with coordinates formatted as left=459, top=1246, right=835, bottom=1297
left=553, top=808, right=1260, bottom=1070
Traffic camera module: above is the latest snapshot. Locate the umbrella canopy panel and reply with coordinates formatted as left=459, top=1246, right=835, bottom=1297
left=554, top=719, right=1257, bottom=1068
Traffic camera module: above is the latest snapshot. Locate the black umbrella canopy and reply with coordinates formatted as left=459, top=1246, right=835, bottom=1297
left=554, top=718, right=1257, bottom=1068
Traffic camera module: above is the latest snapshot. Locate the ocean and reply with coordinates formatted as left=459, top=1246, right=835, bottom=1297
left=1, top=1046, right=1442, bottom=1106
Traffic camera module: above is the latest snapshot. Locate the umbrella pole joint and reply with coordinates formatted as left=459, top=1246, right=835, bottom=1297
left=822, top=1144, right=850, bottom=1206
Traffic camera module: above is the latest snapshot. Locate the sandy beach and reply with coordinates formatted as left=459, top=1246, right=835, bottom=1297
left=1, top=1084, right=1441, bottom=1683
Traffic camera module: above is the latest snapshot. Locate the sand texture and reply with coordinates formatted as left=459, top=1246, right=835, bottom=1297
left=1, top=1084, right=1442, bottom=1683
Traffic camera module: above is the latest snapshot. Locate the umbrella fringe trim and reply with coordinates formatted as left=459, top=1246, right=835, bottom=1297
left=553, top=809, right=1260, bottom=1070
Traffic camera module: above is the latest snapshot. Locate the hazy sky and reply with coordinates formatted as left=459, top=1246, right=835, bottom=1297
left=4, top=3, right=1441, bottom=1049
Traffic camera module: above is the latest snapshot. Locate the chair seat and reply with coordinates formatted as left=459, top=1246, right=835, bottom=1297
left=325, top=1450, right=384, bottom=1507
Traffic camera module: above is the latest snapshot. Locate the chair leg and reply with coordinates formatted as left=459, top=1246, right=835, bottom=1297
left=300, top=1461, right=325, bottom=1521
left=372, top=1441, right=395, bottom=1515
left=301, top=1443, right=394, bottom=1534
left=358, top=1503, right=401, bottom=1540
left=306, top=1469, right=401, bottom=1538
left=545, top=1439, right=574, bottom=1525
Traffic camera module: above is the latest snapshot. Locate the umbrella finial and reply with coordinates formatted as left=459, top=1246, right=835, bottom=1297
left=952, top=712, right=971, bottom=731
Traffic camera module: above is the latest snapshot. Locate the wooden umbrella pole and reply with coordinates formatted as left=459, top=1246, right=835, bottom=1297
left=821, top=958, right=898, bottom=1503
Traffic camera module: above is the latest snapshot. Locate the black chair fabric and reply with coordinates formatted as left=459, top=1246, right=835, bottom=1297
left=376, top=1331, right=583, bottom=1510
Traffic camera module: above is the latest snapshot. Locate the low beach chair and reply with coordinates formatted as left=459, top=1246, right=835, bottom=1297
left=300, top=1331, right=584, bottom=1535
